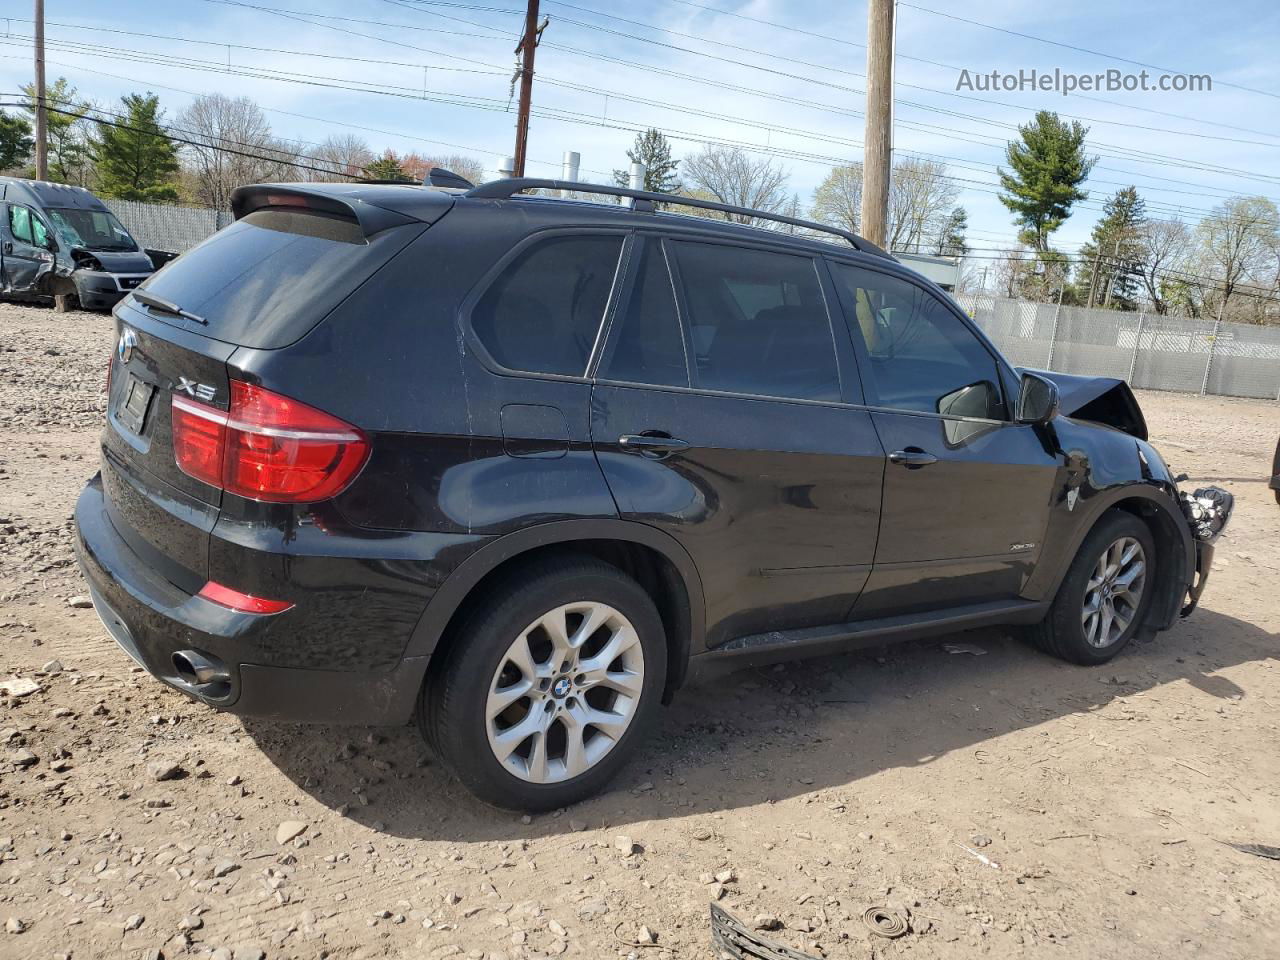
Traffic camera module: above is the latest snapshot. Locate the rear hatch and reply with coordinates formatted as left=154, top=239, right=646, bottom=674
left=100, top=185, right=450, bottom=592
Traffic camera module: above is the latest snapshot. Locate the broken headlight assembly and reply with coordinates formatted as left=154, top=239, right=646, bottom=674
left=72, top=249, right=104, bottom=272
left=1178, top=486, right=1233, bottom=542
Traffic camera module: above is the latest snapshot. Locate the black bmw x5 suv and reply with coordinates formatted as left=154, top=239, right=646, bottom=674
left=75, top=175, right=1231, bottom=810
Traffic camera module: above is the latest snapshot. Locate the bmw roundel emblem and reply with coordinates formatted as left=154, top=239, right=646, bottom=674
left=118, top=328, right=138, bottom=363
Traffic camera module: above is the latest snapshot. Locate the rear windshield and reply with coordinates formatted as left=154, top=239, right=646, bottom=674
left=136, top=209, right=425, bottom=350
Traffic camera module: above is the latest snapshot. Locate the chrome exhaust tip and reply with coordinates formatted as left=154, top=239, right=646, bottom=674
left=172, top=650, right=232, bottom=699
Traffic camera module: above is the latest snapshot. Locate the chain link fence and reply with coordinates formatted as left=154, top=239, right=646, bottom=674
left=103, top=199, right=234, bottom=256
left=955, top=293, right=1280, bottom=401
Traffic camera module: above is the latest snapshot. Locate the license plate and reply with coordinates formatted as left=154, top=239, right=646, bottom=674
left=118, top=375, right=155, bottom=435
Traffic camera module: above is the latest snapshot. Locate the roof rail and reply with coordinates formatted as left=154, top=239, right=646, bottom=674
left=464, top=178, right=891, bottom=257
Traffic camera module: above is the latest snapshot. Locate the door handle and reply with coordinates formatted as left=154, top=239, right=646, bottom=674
left=888, top=447, right=938, bottom=468
left=2, top=241, right=11, bottom=254
left=619, top=434, right=689, bottom=455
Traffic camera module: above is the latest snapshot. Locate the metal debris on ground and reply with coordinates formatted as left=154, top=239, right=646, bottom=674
left=710, top=904, right=819, bottom=960
left=1226, top=842, right=1280, bottom=860
left=954, top=840, right=1001, bottom=870
left=862, top=907, right=909, bottom=939
left=941, top=642, right=987, bottom=656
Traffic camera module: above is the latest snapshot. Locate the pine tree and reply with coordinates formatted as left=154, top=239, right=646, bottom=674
left=364, top=151, right=413, bottom=182
left=93, top=94, right=180, bottom=202
left=612, top=128, right=680, bottom=193
left=998, top=111, right=1095, bottom=253
left=934, top=206, right=969, bottom=257
left=1076, top=187, right=1147, bottom=309
left=0, top=110, right=32, bottom=170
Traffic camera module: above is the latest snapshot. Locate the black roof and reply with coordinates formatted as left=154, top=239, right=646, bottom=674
left=0, top=177, right=111, bottom=211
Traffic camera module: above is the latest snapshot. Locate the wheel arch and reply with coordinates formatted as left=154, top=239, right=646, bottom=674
left=1025, top=484, right=1192, bottom=634
left=404, top=519, right=705, bottom=703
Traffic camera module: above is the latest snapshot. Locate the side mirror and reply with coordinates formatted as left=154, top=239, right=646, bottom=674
left=45, top=236, right=58, bottom=253
left=1016, top=372, right=1059, bottom=425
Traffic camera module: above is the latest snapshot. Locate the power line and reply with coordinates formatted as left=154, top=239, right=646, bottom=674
left=655, top=0, right=1280, bottom=141
left=192, top=0, right=1280, bottom=190
left=522, top=0, right=1280, bottom=148
left=899, top=3, right=1280, bottom=102
left=0, top=98, right=377, bottom=180
left=18, top=34, right=1277, bottom=230
left=0, top=53, right=610, bottom=179
left=377, top=1, right=1280, bottom=183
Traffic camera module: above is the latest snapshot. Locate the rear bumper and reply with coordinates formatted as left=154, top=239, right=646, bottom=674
left=74, top=474, right=426, bottom=725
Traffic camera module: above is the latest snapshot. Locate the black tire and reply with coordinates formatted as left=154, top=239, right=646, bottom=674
left=419, top=557, right=667, bottom=811
left=1027, top=511, right=1156, bottom=665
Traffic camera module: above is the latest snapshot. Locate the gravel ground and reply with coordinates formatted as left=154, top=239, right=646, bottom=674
left=1, top=300, right=1278, bottom=960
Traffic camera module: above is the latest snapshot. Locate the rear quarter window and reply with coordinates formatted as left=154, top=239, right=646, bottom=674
left=469, top=234, right=624, bottom=377
left=135, top=209, right=425, bottom=350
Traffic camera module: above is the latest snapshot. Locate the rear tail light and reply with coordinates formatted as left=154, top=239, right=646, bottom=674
left=172, top=381, right=369, bottom=502
left=198, top=581, right=293, bottom=615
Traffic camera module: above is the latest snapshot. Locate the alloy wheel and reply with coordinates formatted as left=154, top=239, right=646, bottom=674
left=1082, top=536, right=1146, bottom=648
left=485, top=601, right=645, bottom=784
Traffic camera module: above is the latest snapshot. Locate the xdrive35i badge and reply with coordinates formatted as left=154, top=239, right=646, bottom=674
left=117, top=328, right=138, bottom=363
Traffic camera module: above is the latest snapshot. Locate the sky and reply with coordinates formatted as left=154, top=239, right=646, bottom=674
left=1, top=0, right=1278, bottom=266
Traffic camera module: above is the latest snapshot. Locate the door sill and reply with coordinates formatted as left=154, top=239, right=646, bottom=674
left=698, top=598, right=1049, bottom=673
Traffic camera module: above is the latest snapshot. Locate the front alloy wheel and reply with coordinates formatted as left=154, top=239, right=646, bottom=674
left=1025, top=509, right=1157, bottom=666
left=1081, top=536, right=1146, bottom=648
left=486, top=601, right=645, bottom=784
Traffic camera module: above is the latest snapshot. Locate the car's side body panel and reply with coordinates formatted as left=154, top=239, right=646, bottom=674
left=72, top=182, right=1218, bottom=732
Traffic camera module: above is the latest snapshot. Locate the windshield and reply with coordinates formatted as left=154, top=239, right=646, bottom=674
left=46, top=207, right=139, bottom=252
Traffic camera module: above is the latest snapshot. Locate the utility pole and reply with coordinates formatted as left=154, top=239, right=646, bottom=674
left=860, top=0, right=894, bottom=247
left=512, top=0, right=543, bottom=178
left=33, top=0, right=47, bottom=181
left=1102, top=234, right=1124, bottom=309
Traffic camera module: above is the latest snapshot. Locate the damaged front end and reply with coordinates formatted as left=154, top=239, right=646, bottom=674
left=68, top=247, right=155, bottom=310
left=1026, top=369, right=1148, bottom=439
left=1177, top=486, right=1234, bottom=615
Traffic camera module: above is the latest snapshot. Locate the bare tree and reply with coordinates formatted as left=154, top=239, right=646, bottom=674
left=1136, top=218, right=1192, bottom=315
left=177, top=94, right=296, bottom=209
left=304, top=134, right=374, bottom=181
left=810, top=163, right=862, bottom=235
left=394, top=151, right=488, bottom=185
left=681, top=145, right=790, bottom=226
left=994, top=248, right=1029, bottom=299
left=1195, top=196, right=1280, bottom=312
left=887, top=158, right=960, bottom=253
left=422, top=153, right=486, bottom=185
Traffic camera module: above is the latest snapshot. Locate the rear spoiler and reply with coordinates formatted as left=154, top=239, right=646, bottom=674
left=230, top=184, right=443, bottom=238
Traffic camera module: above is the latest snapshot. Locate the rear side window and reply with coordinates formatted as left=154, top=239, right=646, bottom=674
left=599, top=238, right=688, bottom=387
left=135, top=209, right=424, bottom=350
left=471, top=235, right=623, bottom=377
left=829, top=261, right=1001, bottom=417
left=670, top=242, right=840, bottom=402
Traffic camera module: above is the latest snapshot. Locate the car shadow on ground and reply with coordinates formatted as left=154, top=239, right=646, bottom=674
left=242, top=606, right=1275, bottom=842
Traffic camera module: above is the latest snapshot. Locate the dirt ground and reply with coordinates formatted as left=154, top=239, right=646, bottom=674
left=1, top=300, right=1278, bottom=960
